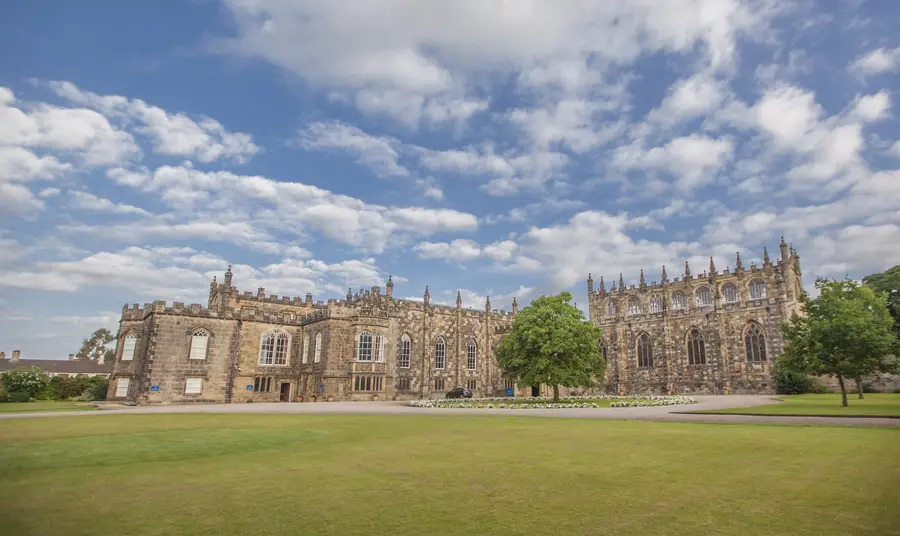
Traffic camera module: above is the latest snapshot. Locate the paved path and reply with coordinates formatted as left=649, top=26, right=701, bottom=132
left=2, top=395, right=898, bottom=427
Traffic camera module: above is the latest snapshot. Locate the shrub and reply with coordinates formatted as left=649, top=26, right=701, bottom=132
left=0, top=389, right=8, bottom=403
left=773, top=366, right=814, bottom=395
left=7, top=391, right=31, bottom=403
left=1, top=367, right=50, bottom=398
left=812, top=384, right=830, bottom=394
left=83, top=377, right=108, bottom=401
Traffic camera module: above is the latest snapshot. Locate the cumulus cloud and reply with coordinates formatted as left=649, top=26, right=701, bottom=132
left=849, top=46, right=900, bottom=78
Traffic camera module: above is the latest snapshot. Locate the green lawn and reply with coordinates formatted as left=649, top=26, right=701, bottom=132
left=0, top=415, right=897, bottom=536
left=694, top=393, right=900, bottom=417
left=0, top=401, right=96, bottom=413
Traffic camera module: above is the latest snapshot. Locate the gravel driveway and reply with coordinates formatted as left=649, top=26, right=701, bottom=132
left=2, top=395, right=897, bottom=426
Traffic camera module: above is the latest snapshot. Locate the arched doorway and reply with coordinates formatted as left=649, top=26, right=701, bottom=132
left=531, top=385, right=540, bottom=397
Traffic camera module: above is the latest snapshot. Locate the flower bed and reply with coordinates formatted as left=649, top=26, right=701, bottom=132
left=408, top=394, right=695, bottom=409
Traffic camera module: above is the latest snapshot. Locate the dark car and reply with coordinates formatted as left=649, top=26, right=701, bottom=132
left=446, top=387, right=473, bottom=399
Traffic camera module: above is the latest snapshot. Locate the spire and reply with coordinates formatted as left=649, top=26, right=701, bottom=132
left=619, top=273, right=625, bottom=291
left=347, top=288, right=352, bottom=301
left=639, top=269, right=646, bottom=289
left=684, top=260, right=691, bottom=279
left=485, top=295, right=491, bottom=312
left=587, top=273, right=594, bottom=294
left=512, top=296, right=518, bottom=315
left=599, top=275, right=606, bottom=295
left=780, top=235, right=789, bottom=262
left=456, top=290, right=462, bottom=309
left=424, top=285, right=430, bottom=306
left=385, top=275, right=393, bottom=299
left=661, top=265, right=668, bottom=283
left=223, top=264, right=233, bottom=287
left=709, top=256, right=717, bottom=275
left=210, top=275, right=217, bottom=288
left=386, top=275, right=393, bottom=288
left=763, top=247, right=771, bottom=266
left=735, top=251, right=743, bottom=272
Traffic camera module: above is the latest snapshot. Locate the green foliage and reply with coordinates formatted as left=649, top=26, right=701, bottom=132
left=782, top=278, right=898, bottom=406
left=863, top=265, right=900, bottom=340
left=1, top=367, right=50, bottom=398
left=495, top=292, right=604, bottom=401
left=36, top=375, right=108, bottom=401
left=7, top=391, right=31, bottom=403
left=75, top=327, right=115, bottom=362
left=84, top=377, right=109, bottom=401
left=772, top=364, right=813, bottom=395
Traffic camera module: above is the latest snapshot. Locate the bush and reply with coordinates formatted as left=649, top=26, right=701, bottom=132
left=7, top=391, right=31, bottom=403
left=812, top=384, right=830, bottom=394
left=1, top=367, right=50, bottom=398
left=773, top=366, right=814, bottom=395
left=83, top=377, right=108, bottom=401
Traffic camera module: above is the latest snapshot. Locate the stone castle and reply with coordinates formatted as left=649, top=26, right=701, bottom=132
left=107, top=238, right=803, bottom=404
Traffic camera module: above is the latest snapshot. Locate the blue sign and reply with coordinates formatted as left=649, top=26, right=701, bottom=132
left=150, top=385, right=160, bottom=392
left=320, top=383, right=325, bottom=393
left=245, top=385, right=253, bottom=390
left=505, top=388, right=514, bottom=397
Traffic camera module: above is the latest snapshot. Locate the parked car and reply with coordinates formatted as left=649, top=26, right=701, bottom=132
left=446, top=387, right=473, bottom=399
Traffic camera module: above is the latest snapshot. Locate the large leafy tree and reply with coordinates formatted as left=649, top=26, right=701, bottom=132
left=863, top=265, right=900, bottom=340
left=495, top=292, right=604, bottom=402
left=75, top=328, right=115, bottom=362
left=781, top=278, right=897, bottom=407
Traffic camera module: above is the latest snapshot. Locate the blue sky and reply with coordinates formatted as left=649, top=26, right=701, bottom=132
left=1, top=0, right=899, bottom=359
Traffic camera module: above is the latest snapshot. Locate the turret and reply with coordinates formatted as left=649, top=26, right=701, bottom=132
left=485, top=295, right=491, bottom=313
left=305, top=293, right=313, bottom=307
left=599, top=275, right=606, bottom=295
left=661, top=265, right=668, bottom=284
left=639, top=269, right=646, bottom=289
left=708, top=256, right=717, bottom=277
left=512, top=296, right=518, bottom=315
left=684, top=260, right=691, bottom=280
left=456, top=290, right=462, bottom=309
left=735, top=251, right=743, bottom=272
left=346, top=288, right=352, bottom=301
left=763, top=247, right=771, bottom=266
left=224, top=265, right=233, bottom=287
left=424, top=286, right=430, bottom=307
left=587, top=273, right=594, bottom=294
left=779, top=236, right=789, bottom=262
left=619, top=273, right=625, bottom=291
left=257, top=287, right=265, bottom=299
left=386, top=275, right=393, bottom=299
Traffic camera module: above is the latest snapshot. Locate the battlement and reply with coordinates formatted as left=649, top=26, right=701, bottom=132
left=120, top=300, right=310, bottom=326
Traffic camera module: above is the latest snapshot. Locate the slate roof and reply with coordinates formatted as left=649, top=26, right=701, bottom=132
left=0, top=359, right=114, bottom=375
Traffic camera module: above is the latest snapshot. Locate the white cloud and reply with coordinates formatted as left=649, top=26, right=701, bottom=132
left=849, top=46, right=900, bottom=78
left=612, top=134, right=733, bottom=192
left=38, top=187, right=61, bottom=198
left=48, top=81, right=259, bottom=164
left=414, top=239, right=482, bottom=260
left=0, top=182, right=44, bottom=217
left=0, top=146, right=71, bottom=182
left=296, top=121, right=407, bottom=177
left=851, top=91, right=891, bottom=122
left=69, top=191, right=151, bottom=217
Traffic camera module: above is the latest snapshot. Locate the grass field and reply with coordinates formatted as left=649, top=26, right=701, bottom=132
left=0, top=415, right=897, bottom=536
left=0, top=401, right=95, bottom=413
left=694, top=393, right=900, bottom=417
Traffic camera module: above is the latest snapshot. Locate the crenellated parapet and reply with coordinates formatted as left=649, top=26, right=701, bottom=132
left=120, top=300, right=311, bottom=326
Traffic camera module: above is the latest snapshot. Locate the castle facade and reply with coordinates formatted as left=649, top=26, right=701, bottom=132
left=106, top=239, right=803, bottom=404
left=589, top=238, right=803, bottom=395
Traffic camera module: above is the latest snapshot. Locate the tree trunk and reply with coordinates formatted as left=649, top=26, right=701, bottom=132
left=552, top=384, right=560, bottom=402
left=855, top=376, right=865, bottom=399
left=836, top=374, right=848, bottom=407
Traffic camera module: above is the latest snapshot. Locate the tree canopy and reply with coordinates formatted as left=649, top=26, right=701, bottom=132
left=863, top=265, right=900, bottom=340
left=75, top=328, right=115, bottom=362
left=495, top=292, right=604, bottom=401
left=781, top=278, right=897, bottom=406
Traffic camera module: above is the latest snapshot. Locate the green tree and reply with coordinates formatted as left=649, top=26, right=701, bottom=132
left=781, top=278, right=897, bottom=407
left=495, top=292, right=604, bottom=402
left=863, top=265, right=900, bottom=340
left=75, top=328, right=115, bottom=362
left=1, top=366, right=50, bottom=398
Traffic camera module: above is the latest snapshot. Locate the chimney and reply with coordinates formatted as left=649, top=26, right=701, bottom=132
left=11, top=350, right=20, bottom=362
left=68, top=353, right=75, bottom=361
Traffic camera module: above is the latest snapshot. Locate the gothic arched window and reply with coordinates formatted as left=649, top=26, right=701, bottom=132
left=467, top=340, right=477, bottom=370
left=598, top=339, right=608, bottom=361
left=687, top=329, right=707, bottom=365
left=628, top=297, right=642, bottom=316
left=637, top=333, right=653, bottom=368
left=745, top=323, right=767, bottom=362
left=314, top=332, right=322, bottom=363
left=606, top=300, right=617, bottom=317
left=259, top=330, right=290, bottom=365
left=695, top=287, right=712, bottom=307
left=189, top=329, right=209, bottom=360
left=722, top=283, right=739, bottom=303
left=649, top=296, right=663, bottom=313
left=374, top=333, right=385, bottom=362
left=749, top=279, right=767, bottom=299
left=302, top=334, right=310, bottom=364
left=398, top=334, right=411, bottom=368
left=671, top=291, right=687, bottom=310
left=357, top=331, right=373, bottom=361
left=435, top=338, right=446, bottom=369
